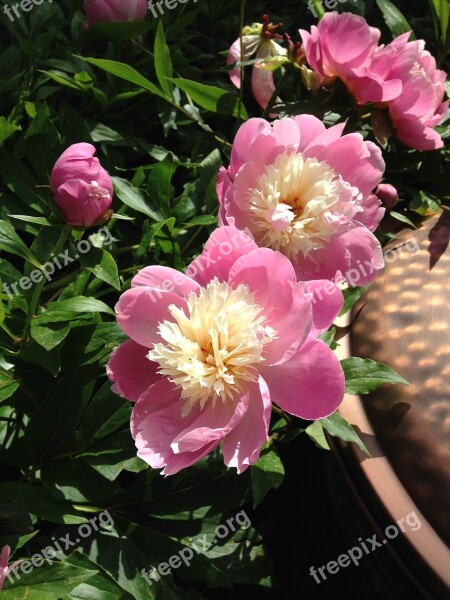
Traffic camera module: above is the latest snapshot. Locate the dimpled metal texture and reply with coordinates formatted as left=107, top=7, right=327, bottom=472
left=350, top=209, right=450, bottom=544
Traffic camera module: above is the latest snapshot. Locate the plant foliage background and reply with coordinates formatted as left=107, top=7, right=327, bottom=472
left=0, top=0, right=448, bottom=598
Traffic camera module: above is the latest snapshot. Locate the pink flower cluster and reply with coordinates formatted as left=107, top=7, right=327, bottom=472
left=300, top=12, right=449, bottom=150
left=107, top=111, right=391, bottom=475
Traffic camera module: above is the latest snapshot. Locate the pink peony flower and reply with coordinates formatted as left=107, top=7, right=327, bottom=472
left=376, top=183, right=398, bottom=209
left=83, top=0, right=148, bottom=27
left=0, top=546, right=21, bottom=590
left=383, top=36, right=449, bottom=150
left=217, top=116, right=385, bottom=284
left=300, top=12, right=402, bottom=104
left=107, top=226, right=345, bottom=475
left=50, top=143, right=113, bottom=228
left=227, top=15, right=287, bottom=109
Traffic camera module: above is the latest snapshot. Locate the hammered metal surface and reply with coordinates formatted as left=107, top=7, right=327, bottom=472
left=350, top=209, right=450, bottom=544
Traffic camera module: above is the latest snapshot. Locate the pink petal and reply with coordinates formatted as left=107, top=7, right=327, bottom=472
left=293, top=114, right=328, bottom=151
left=251, top=63, right=276, bottom=110
left=107, top=339, right=161, bottom=402
left=304, top=280, right=344, bottom=336
left=54, top=179, right=112, bottom=228
left=172, top=393, right=249, bottom=453
left=317, top=135, right=384, bottom=198
left=319, top=12, right=378, bottom=72
left=228, top=248, right=312, bottom=363
left=50, top=143, right=98, bottom=192
left=394, top=118, right=444, bottom=150
left=186, top=225, right=258, bottom=286
left=356, top=193, right=385, bottom=231
left=115, top=287, right=187, bottom=348
left=227, top=37, right=244, bottom=89
left=228, top=247, right=296, bottom=320
left=131, top=379, right=219, bottom=475
left=131, top=266, right=200, bottom=298
left=229, top=118, right=272, bottom=178
left=260, top=338, right=344, bottom=420
left=346, top=73, right=402, bottom=103
left=222, top=379, right=271, bottom=473
left=339, top=227, right=385, bottom=286
left=272, top=117, right=301, bottom=148
left=216, top=166, right=231, bottom=210
left=227, top=35, right=260, bottom=89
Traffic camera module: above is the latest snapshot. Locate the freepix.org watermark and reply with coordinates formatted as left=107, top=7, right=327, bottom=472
left=148, top=0, right=197, bottom=19
left=307, top=0, right=359, bottom=18
left=309, top=511, right=422, bottom=584
left=6, top=510, right=114, bottom=584
left=2, top=226, right=113, bottom=300
left=141, top=510, right=251, bottom=586
left=2, top=0, right=53, bottom=23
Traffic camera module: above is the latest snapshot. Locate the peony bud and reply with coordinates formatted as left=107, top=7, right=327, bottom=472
left=376, top=184, right=399, bottom=209
left=83, top=0, right=148, bottom=27
left=50, top=143, right=113, bottom=228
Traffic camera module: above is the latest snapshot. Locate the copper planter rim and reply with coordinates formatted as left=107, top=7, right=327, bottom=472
left=334, top=307, right=450, bottom=596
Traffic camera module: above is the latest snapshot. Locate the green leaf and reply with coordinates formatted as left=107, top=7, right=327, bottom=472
left=41, top=460, right=121, bottom=503
left=79, top=248, right=120, bottom=291
left=31, top=321, right=72, bottom=351
left=0, top=483, right=89, bottom=525
left=45, top=297, right=114, bottom=316
left=305, top=420, right=330, bottom=450
left=0, top=117, right=21, bottom=145
left=112, top=176, right=163, bottom=221
left=66, top=552, right=132, bottom=600
left=9, top=214, right=54, bottom=226
left=184, top=215, right=218, bottom=227
left=320, top=412, right=370, bottom=456
left=0, top=368, right=20, bottom=403
left=409, top=191, right=441, bottom=216
left=76, top=57, right=166, bottom=99
left=148, top=156, right=177, bottom=216
left=318, top=326, right=336, bottom=348
left=390, top=211, right=417, bottom=228
left=341, top=357, right=410, bottom=395
left=339, top=286, right=368, bottom=317
left=154, top=21, right=173, bottom=99
left=0, top=220, right=41, bottom=268
left=375, top=0, right=415, bottom=38
left=20, top=338, right=62, bottom=376
left=1, top=561, right=97, bottom=599
left=81, top=533, right=157, bottom=600
left=251, top=445, right=285, bottom=508
left=23, top=366, right=99, bottom=462
left=169, top=78, right=248, bottom=120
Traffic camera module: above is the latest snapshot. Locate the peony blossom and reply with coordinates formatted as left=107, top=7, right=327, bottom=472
left=50, top=143, right=113, bottom=228
left=0, top=546, right=21, bottom=590
left=300, top=12, right=402, bottom=104
left=217, top=116, right=385, bottom=284
left=83, top=0, right=148, bottom=27
left=382, top=35, right=449, bottom=150
left=107, top=226, right=345, bottom=475
left=227, top=15, right=287, bottom=110
left=376, top=183, right=398, bottom=209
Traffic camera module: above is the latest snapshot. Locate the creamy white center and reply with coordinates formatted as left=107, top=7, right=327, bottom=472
left=148, top=279, right=275, bottom=416
left=245, top=151, right=362, bottom=258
